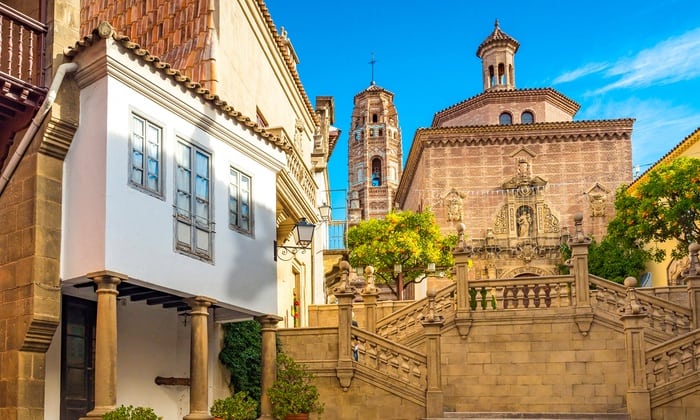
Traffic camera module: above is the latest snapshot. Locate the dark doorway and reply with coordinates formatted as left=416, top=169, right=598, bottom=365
left=60, top=295, right=96, bottom=420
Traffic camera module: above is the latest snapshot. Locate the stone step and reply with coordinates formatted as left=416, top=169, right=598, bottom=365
left=423, top=413, right=629, bottom=420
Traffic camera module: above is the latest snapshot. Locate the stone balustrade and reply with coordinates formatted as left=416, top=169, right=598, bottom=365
left=646, top=330, right=700, bottom=390
left=375, top=284, right=456, bottom=341
left=469, top=275, right=575, bottom=310
left=352, top=327, right=427, bottom=402
left=590, top=275, right=692, bottom=338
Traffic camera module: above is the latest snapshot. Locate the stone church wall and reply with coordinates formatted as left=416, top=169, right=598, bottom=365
left=408, top=132, right=631, bottom=242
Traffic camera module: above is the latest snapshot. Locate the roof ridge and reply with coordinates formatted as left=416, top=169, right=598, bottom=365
left=64, top=22, right=293, bottom=154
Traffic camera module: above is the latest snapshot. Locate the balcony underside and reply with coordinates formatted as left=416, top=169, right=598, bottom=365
left=0, top=72, right=46, bottom=169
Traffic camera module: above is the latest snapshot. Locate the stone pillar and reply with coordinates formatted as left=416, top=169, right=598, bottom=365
left=421, top=289, right=444, bottom=418
left=620, top=289, right=651, bottom=420
left=685, top=243, right=700, bottom=329
left=360, top=266, right=380, bottom=333
left=184, top=296, right=216, bottom=420
left=569, top=214, right=593, bottom=335
left=255, top=314, right=282, bottom=420
left=453, top=231, right=472, bottom=337
left=334, top=261, right=356, bottom=390
left=82, top=271, right=125, bottom=419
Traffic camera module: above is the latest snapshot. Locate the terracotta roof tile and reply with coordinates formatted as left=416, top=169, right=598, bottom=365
left=65, top=22, right=292, bottom=153
left=476, top=19, right=520, bottom=57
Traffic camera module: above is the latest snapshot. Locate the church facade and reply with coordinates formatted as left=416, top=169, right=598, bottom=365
left=395, top=21, right=634, bottom=279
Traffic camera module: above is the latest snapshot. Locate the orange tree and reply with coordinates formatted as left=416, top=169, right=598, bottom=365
left=607, top=157, right=700, bottom=262
left=347, top=210, right=457, bottom=299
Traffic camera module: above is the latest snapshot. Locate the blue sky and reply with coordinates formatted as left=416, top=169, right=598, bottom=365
left=265, top=0, right=700, bottom=215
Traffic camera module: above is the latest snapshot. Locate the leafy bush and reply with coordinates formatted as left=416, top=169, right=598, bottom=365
left=102, top=405, right=161, bottom=420
left=268, top=353, right=323, bottom=419
left=210, top=391, right=258, bottom=420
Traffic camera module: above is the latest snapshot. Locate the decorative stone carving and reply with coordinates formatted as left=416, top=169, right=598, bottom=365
left=540, top=204, right=560, bottom=233
left=494, top=205, right=509, bottom=234
left=516, top=206, right=533, bottom=238
left=586, top=183, right=610, bottom=217
left=444, top=189, right=465, bottom=222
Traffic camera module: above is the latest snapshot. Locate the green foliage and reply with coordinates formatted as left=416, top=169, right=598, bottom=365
left=347, top=210, right=458, bottom=296
left=608, top=157, right=700, bottom=260
left=102, top=405, right=161, bottom=420
left=268, top=353, right=324, bottom=419
left=588, top=236, right=648, bottom=283
left=560, top=236, right=648, bottom=284
left=210, top=391, right=258, bottom=420
left=219, top=321, right=263, bottom=404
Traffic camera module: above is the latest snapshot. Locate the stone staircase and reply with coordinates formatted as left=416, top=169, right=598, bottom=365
left=290, top=244, right=700, bottom=419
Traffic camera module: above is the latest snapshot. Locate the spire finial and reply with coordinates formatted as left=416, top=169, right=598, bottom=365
left=369, top=52, right=377, bottom=86
left=494, top=18, right=500, bottom=29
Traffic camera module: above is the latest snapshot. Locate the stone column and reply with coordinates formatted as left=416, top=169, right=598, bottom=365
left=620, top=289, right=651, bottom=420
left=255, top=314, right=282, bottom=420
left=685, top=243, right=700, bottom=328
left=334, top=261, right=356, bottom=390
left=184, top=296, right=216, bottom=420
left=453, top=244, right=472, bottom=337
left=81, top=270, right=125, bottom=419
left=569, top=214, right=593, bottom=335
left=421, top=289, right=445, bottom=418
left=360, top=266, right=380, bottom=333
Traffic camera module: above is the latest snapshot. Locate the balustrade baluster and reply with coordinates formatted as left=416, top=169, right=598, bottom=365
left=7, top=22, right=13, bottom=74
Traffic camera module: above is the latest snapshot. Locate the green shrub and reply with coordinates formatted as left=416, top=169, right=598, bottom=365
left=268, top=353, right=323, bottom=419
left=210, top=391, right=258, bottom=420
left=102, top=405, right=161, bottom=420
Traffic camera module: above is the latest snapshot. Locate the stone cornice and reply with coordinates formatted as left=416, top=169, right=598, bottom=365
left=254, top=0, right=319, bottom=127
left=64, top=22, right=293, bottom=155
left=395, top=119, right=634, bottom=206
left=432, top=88, right=581, bottom=126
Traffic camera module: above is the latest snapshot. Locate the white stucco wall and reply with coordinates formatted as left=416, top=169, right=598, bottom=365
left=62, top=40, right=287, bottom=316
left=43, top=299, right=220, bottom=419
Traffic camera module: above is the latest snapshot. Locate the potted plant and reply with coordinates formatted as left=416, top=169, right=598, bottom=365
left=267, top=353, right=324, bottom=420
left=102, top=405, right=161, bottom=420
left=210, top=391, right=258, bottom=420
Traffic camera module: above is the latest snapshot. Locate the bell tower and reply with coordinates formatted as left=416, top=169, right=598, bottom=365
left=476, top=19, right=520, bottom=91
left=347, top=80, right=402, bottom=224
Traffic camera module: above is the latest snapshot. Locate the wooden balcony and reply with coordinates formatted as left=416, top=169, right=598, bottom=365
left=0, top=3, right=47, bottom=167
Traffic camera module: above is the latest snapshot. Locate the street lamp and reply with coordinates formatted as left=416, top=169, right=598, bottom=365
left=274, top=218, right=315, bottom=261
left=318, top=203, right=332, bottom=221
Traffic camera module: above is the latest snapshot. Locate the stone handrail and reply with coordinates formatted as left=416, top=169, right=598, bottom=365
left=375, top=283, right=456, bottom=341
left=352, top=326, right=427, bottom=402
left=590, top=275, right=692, bottom=338
left=468, top=275, right=575, bottom=310
left=646, top=329, right=700, bottom=391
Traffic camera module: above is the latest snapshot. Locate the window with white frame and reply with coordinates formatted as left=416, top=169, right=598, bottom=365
left=229, top=167, right=252, bottom=234
left=174, top=140, right=213, bottom=260
left=129, top=114, right=162, bottom=195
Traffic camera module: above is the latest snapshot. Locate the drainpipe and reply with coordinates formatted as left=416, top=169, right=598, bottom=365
left=0, top=62, right=79, bottom=197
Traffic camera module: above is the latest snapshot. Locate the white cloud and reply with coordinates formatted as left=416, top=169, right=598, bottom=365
left=595, top=27, right=700, bottom=94
left=552, top=62, right=608, bottom=84
left=551, top=27, right=700, bottom=93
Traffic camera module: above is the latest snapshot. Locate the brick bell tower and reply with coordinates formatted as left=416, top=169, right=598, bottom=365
left=347, top=68, right=403, bottom=224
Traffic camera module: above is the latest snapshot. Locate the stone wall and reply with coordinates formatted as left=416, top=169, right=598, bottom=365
left=652, top=390, right=700, bottom=419
left=441, top=313, right=627, bottom=413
